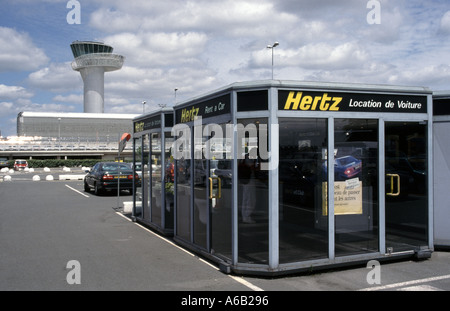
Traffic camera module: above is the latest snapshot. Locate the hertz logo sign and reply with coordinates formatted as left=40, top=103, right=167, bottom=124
left=283, top=92, right=342, bottom=111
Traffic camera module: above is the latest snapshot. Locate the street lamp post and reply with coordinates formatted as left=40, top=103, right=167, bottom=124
left=142, top=101, right=147, bottom=114
left=58, top=117, right=61, bottom=151
left=267, top=42, right=279, bottom=80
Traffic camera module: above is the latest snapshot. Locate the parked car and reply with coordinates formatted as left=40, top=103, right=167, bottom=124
left=84, top=162, right=140, bottom=195
left=14, top=159, right=28, bottom=171
left=132, top=162, right=142, bottom=178
left=0, top=158, right=8, bottom=169
left=322, top=155, right=362, bottom=181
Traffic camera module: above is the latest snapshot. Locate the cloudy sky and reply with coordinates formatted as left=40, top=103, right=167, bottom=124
left=1, top=0, right=450, bottom=136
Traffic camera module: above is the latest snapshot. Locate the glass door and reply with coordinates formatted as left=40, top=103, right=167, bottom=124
left=193, top=127, right=207, bottom=249
left=142, top=134, right=151, bottom=222
left=334, top=119, right=379, bottom=256
left=236, top=118, right=269, bottom=264
left=385, top=122, right=428, bottom=253
left=151, top=133, right=162, bottom=227
left=133, top=137, right=143, bottom=218
left=209, top=123, right=233, bottom=261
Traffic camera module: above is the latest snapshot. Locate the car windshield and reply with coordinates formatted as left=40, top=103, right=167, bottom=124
left=16, top=161, right=27, bottom=164
left=101, top=163, right=131, bottom=171
left=336, top=156, right=357, bottom=166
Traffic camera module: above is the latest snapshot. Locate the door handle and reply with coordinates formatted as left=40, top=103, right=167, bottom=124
left=386, top=174, right=400, bottom=196
left=209, top=177, right=222, bottom=199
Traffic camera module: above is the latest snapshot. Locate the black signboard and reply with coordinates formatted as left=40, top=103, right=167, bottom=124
left=434, top=98, right=450, bottom=116
left=279, top=90, right=428, bottom=114
left=175, top=94, right=231, bottom=124
left=134, top=115, right=161, bottom=133
left=237, top=90, right=268, bottom=112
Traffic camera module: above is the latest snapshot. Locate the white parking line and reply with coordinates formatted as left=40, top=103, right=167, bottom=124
left=65, top=184, right=90, bottom=198
left=360, top=274, right=450, bottom=291
left=115, top=212, right=265, bottom=291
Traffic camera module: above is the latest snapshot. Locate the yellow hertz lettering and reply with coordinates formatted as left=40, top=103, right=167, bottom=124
left=135, top=121, right=144, bottom=133
left=284, top=92, right=341, bottom=111
left=180, top=107, right=200, bottom=123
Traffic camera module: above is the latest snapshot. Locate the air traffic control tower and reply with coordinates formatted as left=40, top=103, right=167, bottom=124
left=71, top=41, right=125, bottom=113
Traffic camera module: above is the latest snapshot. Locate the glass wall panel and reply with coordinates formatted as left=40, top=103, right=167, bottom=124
left=193, top=129, right=207, bottom=249
left=237, top=118, right=269, bottom=264
left=143, top=134, right=151, bottom=222
left=151, top=133, right=162, bottom=226
left=164, top=133, right=175, bottom=230
left=279, top=118, right=329, bottom=263
left=334, top=119, right=379, bottom=256
left=176, top=130, right=191, bottom=241
left=210, top=123, right=233, bottom=261
left=134, top=137, right=143, bottom=218
left=385, top=122, right=428, bottom=252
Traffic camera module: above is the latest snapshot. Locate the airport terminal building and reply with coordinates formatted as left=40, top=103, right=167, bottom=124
left=17, top=112, right=138, bottom=140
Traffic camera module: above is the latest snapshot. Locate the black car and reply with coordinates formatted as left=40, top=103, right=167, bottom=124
left=84, top=162, right=139, bottom=195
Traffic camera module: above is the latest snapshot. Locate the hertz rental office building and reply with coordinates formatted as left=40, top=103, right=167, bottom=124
left=132, top=80, right=433, bottom=276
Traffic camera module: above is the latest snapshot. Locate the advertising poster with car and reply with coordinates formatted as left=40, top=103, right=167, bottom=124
left=321, top=148, right=363, bottom=216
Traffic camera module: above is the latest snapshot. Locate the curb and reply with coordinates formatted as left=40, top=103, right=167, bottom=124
left=58, top=175, right=86, bottom=181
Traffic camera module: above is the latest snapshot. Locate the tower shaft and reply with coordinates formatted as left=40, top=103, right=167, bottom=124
left=80, top=67, right=105, bottom=113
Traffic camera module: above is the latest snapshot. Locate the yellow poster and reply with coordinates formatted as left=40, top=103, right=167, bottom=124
left=322, top=179, right=363, bottom=216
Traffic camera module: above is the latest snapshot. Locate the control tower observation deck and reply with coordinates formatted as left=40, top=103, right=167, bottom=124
left=71, top=41, right=125, bottom=113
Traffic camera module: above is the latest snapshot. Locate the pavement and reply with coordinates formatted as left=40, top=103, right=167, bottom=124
left=1, top=174, right=450, bottom=295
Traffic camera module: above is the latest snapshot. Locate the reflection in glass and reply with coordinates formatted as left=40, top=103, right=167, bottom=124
left=194, top=129, right=208, bottom=248
left=237, top=118, right=269, bottom=264
left=210, top=123, right=233, bottom=261
left=279, top=118, right=328, bottom=263
left=176, top=130, right=191, bottom=242
left=134, top=137, right=143, bottom=218
left=385, top=122, right=428, bottom=252
left=151, top=133, right=162, bottom=227
left=334, top=119, right=379, bottom=256
left=143, top=134, right=150, bottom=222
left=164, top=133, right=174, bottom=230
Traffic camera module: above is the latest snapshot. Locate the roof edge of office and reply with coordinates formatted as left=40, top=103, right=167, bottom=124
left=173, top=79, right=432, bottom=108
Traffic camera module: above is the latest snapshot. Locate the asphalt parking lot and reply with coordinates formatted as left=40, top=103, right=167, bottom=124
left=1, top=170, right=450, bottom=294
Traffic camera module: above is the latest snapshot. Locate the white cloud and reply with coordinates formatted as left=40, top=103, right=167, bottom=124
left=0, top=27, right=49, bottom=72
left=27, top=62, right=81, bottom=93
left=249, top=42, right=370, bottom=71
left=3, top=0, right=450, bottom=137
left=104, top=32, right=209, bottom=67
left=440, top=11, right=450, bottom=35
left=0, top=102, right=15, bottom=115
left=0, top=84, right=34, bottom=100
left=90, top=0, right=298, bottom=37
left=52, top=94, right=83, bottom=104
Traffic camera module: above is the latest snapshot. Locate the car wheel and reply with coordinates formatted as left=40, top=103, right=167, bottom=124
left=94, top=183, right=102, bottom=196
left=84, top=181, right=90, bottom=192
